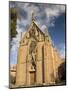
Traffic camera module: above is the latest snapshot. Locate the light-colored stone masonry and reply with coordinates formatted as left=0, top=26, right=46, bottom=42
left=15, top=14, right=64, bottom=87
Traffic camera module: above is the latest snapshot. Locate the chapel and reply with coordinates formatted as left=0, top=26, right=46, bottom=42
left=15, top=13, right=63, bottom=86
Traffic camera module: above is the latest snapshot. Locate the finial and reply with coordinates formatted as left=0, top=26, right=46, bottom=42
left=20, top=31, right=22, bottom=39
left=32, top=12, right=35, bottom=22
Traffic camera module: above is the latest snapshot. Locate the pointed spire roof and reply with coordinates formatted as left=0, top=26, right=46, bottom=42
left=20, top=13, right=54, bottom=46
left=32, top=12, right=35, bottom=22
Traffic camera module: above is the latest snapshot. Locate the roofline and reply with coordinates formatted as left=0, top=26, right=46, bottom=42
left=20, top=21, right=45, bottom=42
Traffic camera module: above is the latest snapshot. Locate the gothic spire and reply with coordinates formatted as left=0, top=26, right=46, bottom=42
left=32, top=12, right=35, bottom=22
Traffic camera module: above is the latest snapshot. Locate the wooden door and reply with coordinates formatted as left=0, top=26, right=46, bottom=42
left=30, top=71, right=35, bottom=85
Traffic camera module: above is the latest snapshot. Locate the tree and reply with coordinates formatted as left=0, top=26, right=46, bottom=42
left=58, top=61, right=66, bottom=83
left=10, top=7, right=17, bottom=40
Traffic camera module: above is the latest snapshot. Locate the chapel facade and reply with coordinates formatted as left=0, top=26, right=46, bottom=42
left=15, top=13, right=63, bottom=86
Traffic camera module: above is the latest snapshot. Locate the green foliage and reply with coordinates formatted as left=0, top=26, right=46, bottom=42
left=10, top=7, right=17, bottom=39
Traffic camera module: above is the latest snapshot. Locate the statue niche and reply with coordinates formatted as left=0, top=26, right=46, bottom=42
left=29, top=40, right=37, bottom=69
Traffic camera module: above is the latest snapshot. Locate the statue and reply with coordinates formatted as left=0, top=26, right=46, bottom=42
left=29, top=40, right=37, bottom=69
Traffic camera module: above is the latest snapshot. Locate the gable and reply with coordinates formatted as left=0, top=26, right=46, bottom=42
left=20, top=21, right=45, bottom=46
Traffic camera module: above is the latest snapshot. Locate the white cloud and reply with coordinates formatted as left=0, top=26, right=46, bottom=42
left=41, top=25, right=48, bottom=34
left=16, top=3, right=65, bottom=30
left=45, top=5, right=65, bottom=18
left=44, top=5, right=65, bottom=27
left=10, top=2, right=65, bottom=65
left=57, top=43, right=65, bottom=58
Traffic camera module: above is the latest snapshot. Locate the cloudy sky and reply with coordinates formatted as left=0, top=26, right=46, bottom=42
left=10, top=2, right=66, bottom=65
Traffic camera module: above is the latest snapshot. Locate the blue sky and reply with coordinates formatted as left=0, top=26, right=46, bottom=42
left=10, top=2, right=66, bottom=65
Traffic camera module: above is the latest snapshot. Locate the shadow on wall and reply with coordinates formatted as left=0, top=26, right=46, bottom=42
left=55, top=61, right=66, bottom=84
left=10, top=75, right=16, bottom=85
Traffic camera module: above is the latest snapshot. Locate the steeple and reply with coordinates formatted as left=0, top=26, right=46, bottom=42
left=32, top=12, right=35, bottom=22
